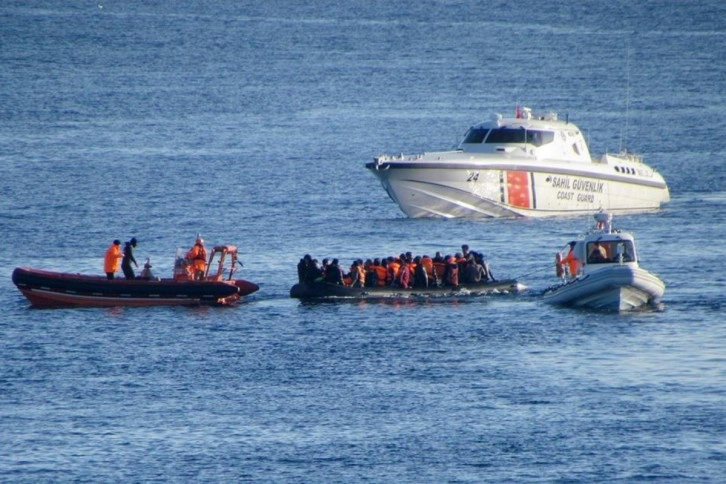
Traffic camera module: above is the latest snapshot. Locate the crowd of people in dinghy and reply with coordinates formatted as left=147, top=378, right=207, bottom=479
left=296, top=244, right=496, bottom=289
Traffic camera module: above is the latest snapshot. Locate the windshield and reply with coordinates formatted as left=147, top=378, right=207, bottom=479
left=484, top=128, right=555, bottom=147
left=462, top=127, right=489, bottom=144
left=586, top=240, right=635, bottom=264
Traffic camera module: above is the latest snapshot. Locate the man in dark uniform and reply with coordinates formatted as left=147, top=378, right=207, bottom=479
left=122, top=237, right=138, bottom=279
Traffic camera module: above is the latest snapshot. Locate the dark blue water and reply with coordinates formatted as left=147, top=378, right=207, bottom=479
left=2, top=1, right=725, bottom=481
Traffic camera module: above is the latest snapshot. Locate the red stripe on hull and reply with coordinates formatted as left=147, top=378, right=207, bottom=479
left=506, top=171, right=532, bottom=209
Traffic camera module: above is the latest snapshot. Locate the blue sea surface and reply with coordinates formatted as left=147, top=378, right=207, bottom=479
left=1, top=1, right=725, bottom=481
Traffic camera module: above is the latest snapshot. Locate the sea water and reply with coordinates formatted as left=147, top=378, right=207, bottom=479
left=1, top=1, right=725, bottom=481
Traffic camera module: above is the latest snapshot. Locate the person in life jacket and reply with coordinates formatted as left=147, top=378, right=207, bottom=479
left=432, top=261, right=446, bottom=285
left=397, top=261, right=412, bottom=288
left=420, top=255, right=434, bottom=279
left=373, top=258, right=388, bottom=286
left=443, top=255, right=459, bottom=287
left=387, top=256, right=401, bottom=286
left=363, top=259, right=376, bottom=287
left=455, top=252, right=467, bottom=277
left=186, top=235, right=207, bottom=280
left=560, top=241, right=580, bottom=277
left=104, top=239, right=123, bottom=279
left=349, top=260, right=366, bottom=287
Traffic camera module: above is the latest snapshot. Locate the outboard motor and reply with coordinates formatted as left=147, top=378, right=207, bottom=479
left=139, top=258, right=156, bottom=280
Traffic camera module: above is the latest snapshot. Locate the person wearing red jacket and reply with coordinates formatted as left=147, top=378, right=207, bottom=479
left=186, top=235, right=207, bottom=280
left=104, top=239, right=123, bottom=279
left=560, top=242, right=580, bottom=277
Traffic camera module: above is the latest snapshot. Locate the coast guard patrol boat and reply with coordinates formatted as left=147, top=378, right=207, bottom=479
left=366, top=107, right=669, bottom=218
left=543, top=212, right=665, bottom=311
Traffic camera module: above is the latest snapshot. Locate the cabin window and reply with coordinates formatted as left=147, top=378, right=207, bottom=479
left=486, top=128, right=525, bottom=144
left=586, top=240, right=635, bottom=264
left=535, top=130, right=555, bottom=145
left=484, top=128, right=554, bottom=147
left=462, top=128, right=489, bottom=144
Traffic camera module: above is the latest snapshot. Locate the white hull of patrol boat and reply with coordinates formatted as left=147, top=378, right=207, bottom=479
left=371, top=159, right=669, bottom=219
left=543, top=265, right=665, bottom=311
left=366, top=108, right=669, bottom=219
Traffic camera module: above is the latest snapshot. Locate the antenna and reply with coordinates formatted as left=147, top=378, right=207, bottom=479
left=621, top=47, right=633, bottom=152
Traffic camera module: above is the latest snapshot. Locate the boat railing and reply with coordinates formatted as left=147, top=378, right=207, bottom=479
left=602, top=150, right=644, bottom=164
left=374, top=153, right=425, bottom=163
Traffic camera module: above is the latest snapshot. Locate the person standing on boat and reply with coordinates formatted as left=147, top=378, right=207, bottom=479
left=104, top=239, right=123, bottom=279
left=186, top=235, right=207, bottom=280
left=297, top=254, right=313, bottom=283
left=121, top=237, right=138, bottom=280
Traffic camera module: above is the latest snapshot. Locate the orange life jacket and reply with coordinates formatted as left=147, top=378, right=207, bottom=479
left=373, top=265, right=388, bottom=286
left=421, top=257, right=434, bottom=278
left=432, top=262, right=446, bottom=280
left=187, top=244, right=207, bottom=271
left=560, top=251, right=580, bottom=276
left=104, top=244, right=122, bottom=273
left=388, top=261, right=401, bottom=282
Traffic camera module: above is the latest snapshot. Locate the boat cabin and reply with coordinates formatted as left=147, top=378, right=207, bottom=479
left=458, top=108, right=591, bottom=163
left=568, top=213, right=639, bottom=275
left=583, top=237, right=637, bottom=266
